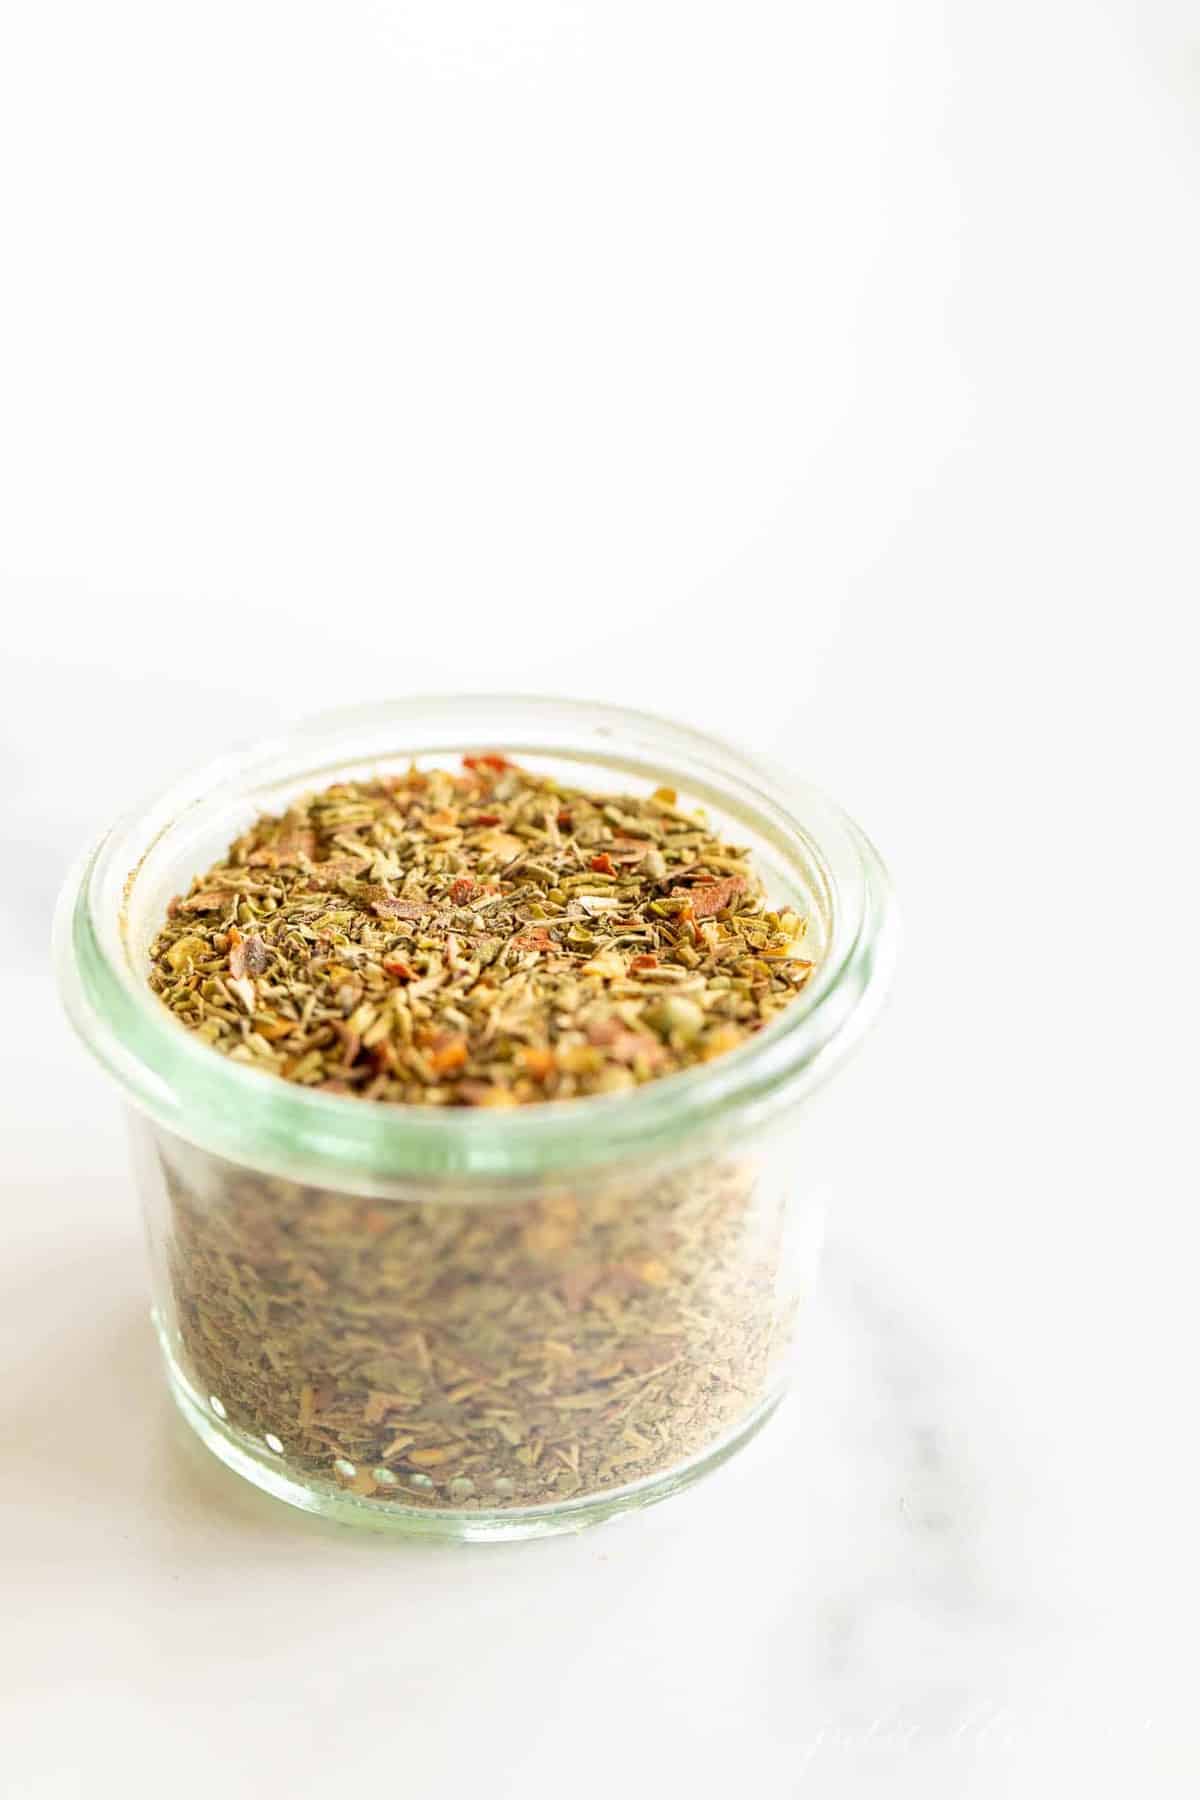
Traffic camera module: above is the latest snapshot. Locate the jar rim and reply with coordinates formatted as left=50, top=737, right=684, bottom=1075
left=55, top=696, right=897, bottom=1186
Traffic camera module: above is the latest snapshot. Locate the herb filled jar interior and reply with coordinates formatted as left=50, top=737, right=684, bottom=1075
left=58, top=699, right=894, bottom=1538
left=147, top=757, right=820, bottom=1102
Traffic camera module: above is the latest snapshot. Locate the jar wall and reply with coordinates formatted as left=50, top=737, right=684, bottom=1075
left=133, top=1107, right=829, bottom=1536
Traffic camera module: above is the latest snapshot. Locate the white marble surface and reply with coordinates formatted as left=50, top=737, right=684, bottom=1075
left=2, top=2, right=1199, bottom=1793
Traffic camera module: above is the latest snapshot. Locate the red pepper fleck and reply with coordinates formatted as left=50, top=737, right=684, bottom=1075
left=686, top=876, right=747, bottom=919
left=630, top=954, right=659, bottom=971
left=429, top=1035, right=469, bottom=1075
left=471, top=813, right=502, bottom=827
left=449, top=877, right=475, bottom=905
left=512, top=927, right=554, bottom=953
left=463, top=753, right=512, bottom=774
left=383, top=959, right=417, bottom=981
left=589, top=853, right=617, bottom=875
left=519, top=1046, right=557, bottom=1081
left=556, top=811, right=574, bottom=831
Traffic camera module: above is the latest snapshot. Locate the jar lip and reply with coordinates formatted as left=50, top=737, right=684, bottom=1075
left=55, top=696, right=897, bottom=1185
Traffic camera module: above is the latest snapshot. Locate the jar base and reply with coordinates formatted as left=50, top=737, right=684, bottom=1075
left=160, top=1326, right=785, bottom=1542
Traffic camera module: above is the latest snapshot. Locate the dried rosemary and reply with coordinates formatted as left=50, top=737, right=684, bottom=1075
left=146, top=756, right=816, bottom=1512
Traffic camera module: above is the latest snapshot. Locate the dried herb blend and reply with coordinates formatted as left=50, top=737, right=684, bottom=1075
left=147, top=756, right=816, bottom=1512
left=159, top=1144, right=795, bottom=1509
left=148, top=757, right=813, bottom=1102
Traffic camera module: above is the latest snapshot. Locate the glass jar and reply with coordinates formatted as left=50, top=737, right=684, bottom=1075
left=55, top=698, right=896, bottom=1540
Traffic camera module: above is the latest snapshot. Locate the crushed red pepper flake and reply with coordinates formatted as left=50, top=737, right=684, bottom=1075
left=463, top=753, right=512, bottom=773
left=511, top=926, right=555, bottom=954
left=684, top=875, right=747, bottom=919
left=428, top=1035, right=469, bottom=1075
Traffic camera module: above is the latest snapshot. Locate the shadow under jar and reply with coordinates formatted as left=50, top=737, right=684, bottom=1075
left=56, top=697, right=896, bottom=1540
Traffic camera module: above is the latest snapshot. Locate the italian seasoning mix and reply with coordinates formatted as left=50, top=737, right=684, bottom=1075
left=147, top=756, right=816, bottom=1509
left=148, top=755, right=813, bottom=1101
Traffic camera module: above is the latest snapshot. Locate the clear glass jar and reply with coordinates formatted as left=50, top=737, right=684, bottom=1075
left=55, top=698, right=896, bottom=1539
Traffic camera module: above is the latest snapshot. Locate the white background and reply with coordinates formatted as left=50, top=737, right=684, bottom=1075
left=2, top=2, right=1198, bottom=1794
